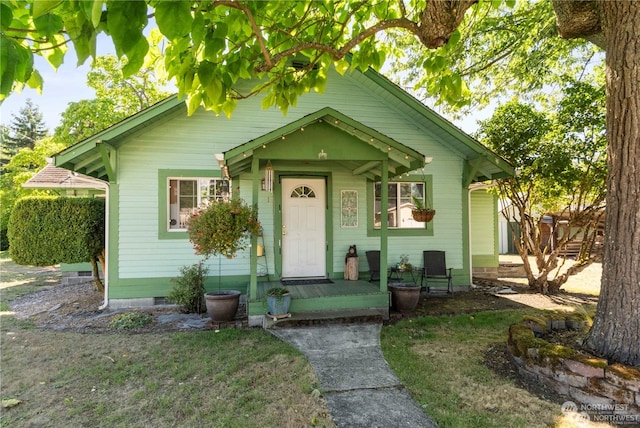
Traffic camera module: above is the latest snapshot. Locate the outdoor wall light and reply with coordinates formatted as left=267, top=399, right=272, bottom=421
left=318, top=149, right=328, bottom=160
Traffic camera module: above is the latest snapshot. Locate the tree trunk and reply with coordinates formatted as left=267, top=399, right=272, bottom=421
left=91, top=249, right=106, bottom=294
left=584, top=0, right=640, bottom=367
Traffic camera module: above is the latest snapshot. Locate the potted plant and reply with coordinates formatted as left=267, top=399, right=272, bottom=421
left=265, top=286, right=292, bottom=319
left=411, top=196, right=436, bottom=222
left=187, top=196, right=260, bottom=322
left=388, top=282, right=421, bottom=312
left=399, top=254, right=412, bottom=271
left=389, top=253, right=420, bottom=311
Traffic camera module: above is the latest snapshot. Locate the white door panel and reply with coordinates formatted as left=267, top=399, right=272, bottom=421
left=281, top=178, right=326, bottom=278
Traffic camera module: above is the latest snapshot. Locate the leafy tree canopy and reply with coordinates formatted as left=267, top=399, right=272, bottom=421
left=2, top=0, right=520, bottom=116
left=53, top=54, right=170, bottom=146
left=386, top=0, right=603, bottom=114
left=477, top=80, right=606, bottom=293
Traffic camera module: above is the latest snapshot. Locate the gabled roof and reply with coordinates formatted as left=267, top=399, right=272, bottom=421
left=22, top=164, right=106, bottom=189
left=53, top=96, right=185, bottom=181
left=52, top=67, right=513, bottom=184
left=224, top=107, right=427, bottom=180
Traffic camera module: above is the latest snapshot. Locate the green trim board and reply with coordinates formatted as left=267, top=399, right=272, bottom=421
left=60, top=262, right=95, bottom=272
left=248, top=293, right=389, bottom=316
left=108, top=275, right=250, bottom=299
left=272, top=171, right=334, bottom=281
left=461, top=186, right=472, bottom=284
left=157, top=169, right=222, bottom=240
left=106, top=181, right=120, bottom=295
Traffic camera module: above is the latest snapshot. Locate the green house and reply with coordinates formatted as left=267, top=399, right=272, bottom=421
left=53, top=66, right=513, bottom=325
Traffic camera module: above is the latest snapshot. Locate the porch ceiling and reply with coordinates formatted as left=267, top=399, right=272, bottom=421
left=223, top=107, right=428, bottom=180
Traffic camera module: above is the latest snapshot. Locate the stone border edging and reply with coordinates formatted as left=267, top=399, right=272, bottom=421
left=507, top=320, right=640, bottom=417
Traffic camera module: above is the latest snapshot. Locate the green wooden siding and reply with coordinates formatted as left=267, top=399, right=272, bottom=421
left=470, top=189, right=499, bottom=268
left=108, top=68, right=474, bottom=300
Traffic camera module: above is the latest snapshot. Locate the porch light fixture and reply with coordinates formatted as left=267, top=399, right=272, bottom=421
left=264, top=160, right=274, bottom=193
left=318, top=149, right=328, bottom=160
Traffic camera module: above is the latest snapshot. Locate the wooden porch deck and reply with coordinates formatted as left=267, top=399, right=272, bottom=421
left=249, top=279, right=390, bottom=318
left=256, top=279, right=383, bottom=299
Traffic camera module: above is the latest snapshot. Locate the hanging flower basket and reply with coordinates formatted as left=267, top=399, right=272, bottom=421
left=187, top=197, right=260, bottom=258
left=412, top=209, right=436, bottom=223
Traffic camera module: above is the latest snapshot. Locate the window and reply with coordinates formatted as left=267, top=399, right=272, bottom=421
left=374, top=182, right=425, bottom=228
left=168, top=178, right=230, bottom=230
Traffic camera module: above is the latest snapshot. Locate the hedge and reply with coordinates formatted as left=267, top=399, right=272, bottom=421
left=8, top=196, right=105, bottom=266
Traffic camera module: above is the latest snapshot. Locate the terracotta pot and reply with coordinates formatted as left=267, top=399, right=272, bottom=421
left=389, top=284, right=421, bottom=312
left=204, top=290, right=241, bottom=321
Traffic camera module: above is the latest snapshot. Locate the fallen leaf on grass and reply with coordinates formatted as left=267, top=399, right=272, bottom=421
left=2, top=398, right=22, bottom=408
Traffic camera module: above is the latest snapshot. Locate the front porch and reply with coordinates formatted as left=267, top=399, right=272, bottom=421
left=247, top=279, right=391, bottom=325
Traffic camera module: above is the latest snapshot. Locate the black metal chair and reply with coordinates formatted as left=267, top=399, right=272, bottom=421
left=365, top=250, right=380, bottom=282
left=420, top=250, right=453, bottom=294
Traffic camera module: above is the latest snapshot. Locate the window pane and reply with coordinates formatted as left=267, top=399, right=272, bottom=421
left=374, top=181, right=426, bottom=229
left=168, top=177, right=230, bottom=231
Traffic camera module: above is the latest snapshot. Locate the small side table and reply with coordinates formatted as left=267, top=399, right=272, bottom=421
left=388, top=267, right=419, bottom=284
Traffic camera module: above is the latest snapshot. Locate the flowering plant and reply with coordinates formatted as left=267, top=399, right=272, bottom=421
left=187, top=197, right=260, bottom=258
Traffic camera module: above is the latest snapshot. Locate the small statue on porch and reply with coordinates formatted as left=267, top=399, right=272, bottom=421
left=344, top=245, right=359, bottom=280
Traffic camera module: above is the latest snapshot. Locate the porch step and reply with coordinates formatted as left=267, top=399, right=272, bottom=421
left=264, top=308, right=386, bottom=329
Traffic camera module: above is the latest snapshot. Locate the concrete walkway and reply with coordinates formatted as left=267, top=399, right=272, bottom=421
left=270, top=323, right=437, bottom=428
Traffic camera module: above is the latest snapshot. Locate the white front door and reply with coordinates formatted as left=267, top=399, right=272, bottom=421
left=281, top=178, right=326, bottom=278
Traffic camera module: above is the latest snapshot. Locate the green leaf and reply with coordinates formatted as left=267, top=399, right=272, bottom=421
left=43, top=44, right=66, bottom=70
left=191, top=12, right=205, bottom=47
left=187, top=92, right=202, bottom=116
left=106, top=0, right=147, bottom=58
left=121, top=37, right=148, bottom=77
left=334, top=59, right=349, bottom=75
left=155, top=1, right=193, bottom=41
left=0, top=36, right=17, bottom=99
left=204, top=33, right=225, bottom=60
left=81, top=0, right=105, bottom=28
left=197, top=60, right=216, bottom=87
left=204, top=79, right=223, bottom=104
left=221, top=98, right=236, bottom=119
left=32, top=0, right=63, bottom=19
left=26, top=69, right=44, bottom=93
left=0, top=4, right=13, bottom=31
left=33, top=13, right=64, bottom=37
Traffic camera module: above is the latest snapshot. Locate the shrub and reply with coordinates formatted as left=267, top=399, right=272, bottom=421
left=167, top=261, right=209, bottom=313
left=8, top=196, right=104, bottom=265
left=109, top=312, right=153, bottom=330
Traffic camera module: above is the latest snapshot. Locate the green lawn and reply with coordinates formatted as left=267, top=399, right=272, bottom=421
left=1, top=252, right=582, bottom=427
left=382, top=312, right=576, bottom=427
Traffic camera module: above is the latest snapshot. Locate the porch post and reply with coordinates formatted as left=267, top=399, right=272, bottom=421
left=250, top=156, right=260, bottom=300
left=380, top=159, right=389, bottom=292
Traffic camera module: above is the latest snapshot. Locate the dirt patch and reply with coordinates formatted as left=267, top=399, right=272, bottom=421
left=389, top=278, right=598, bottom=321
left=6, top=272, right=600, bottom=334
left=6, top=280, right=213, bottom=334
